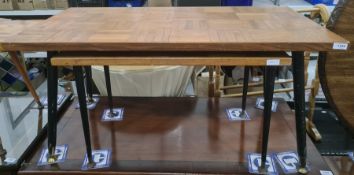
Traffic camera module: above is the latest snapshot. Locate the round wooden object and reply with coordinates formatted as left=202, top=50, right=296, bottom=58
left=318, top=0, right=354, bottom=133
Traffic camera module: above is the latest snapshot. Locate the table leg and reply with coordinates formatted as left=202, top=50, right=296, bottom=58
left=8, top=52, right=43, bottom=108
left=241, top=66, right=250, bottom=112
left=73, top=66, right=94, bottom=165
left=104, top=66, right=117, bottom=117
left=47, top=57, right=58, bottom=163
left=260, top=66, right=276, bottom=172
left=0, top=137, right=6, bottom=162
left=292, top=51, right=308, bottom=174
left=208, top=66, right=215, bottom=97
left=37, top=107, right=43, bottom=135
left=84, top=66, right=94, bottom=103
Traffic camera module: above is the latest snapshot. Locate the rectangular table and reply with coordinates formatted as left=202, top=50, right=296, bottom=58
left=0, top=7, right=349, bottom=174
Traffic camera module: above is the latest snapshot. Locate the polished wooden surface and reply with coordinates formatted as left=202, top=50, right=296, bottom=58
left=0, top=19, right=40, bottom=50
left=20, top=97, right=330, bottom=174
left=323, top=156, right=354, bottom=175
left=0, top=7, right=348, bottom=52
left=319, top=0, right=354, bottom=133
left=51, top=51, right=291, bottom=66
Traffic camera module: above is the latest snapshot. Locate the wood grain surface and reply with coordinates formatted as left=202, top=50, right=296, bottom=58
left=51, top=51, right=291, bottom=66
left=0, top=7, right=348, bottom=52
left=0, top=19, right=41, bottom=51
left=319, top=0, right=354, bottom=133
left=19, top=97, right=330, bottom=175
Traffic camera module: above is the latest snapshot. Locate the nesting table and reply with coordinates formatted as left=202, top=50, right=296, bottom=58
left=0, top=7, right=349, bottom=174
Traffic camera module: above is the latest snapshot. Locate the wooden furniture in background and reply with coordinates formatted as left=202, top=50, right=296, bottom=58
left=319, top=0, right=354, bottom=134
left=296, top=4, right=330, bottom=26
left=212, top=56, right=322, bottom=141
left=210, top=5, right=331, bottom=142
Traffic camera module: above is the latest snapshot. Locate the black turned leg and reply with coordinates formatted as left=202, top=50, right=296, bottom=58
left=242, top=66, right=250, bottom=112
left=73, top=66, right=94, bottom=165
left=84, top=66, right=94, bottom=103
left=260, top=66, right=276, bottom=172
left=104, top=66, right=117, bottom=117
left=47, top=55, right=58, bottom=163
left=0, top=137, right=7, bottom=162
left=292, top=51, right=307, bottom=174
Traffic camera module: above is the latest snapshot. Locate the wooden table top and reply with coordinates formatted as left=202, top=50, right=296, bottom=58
left=0, top=7, right=349, bottom=52
left=0, top=19, right=41, bottom=43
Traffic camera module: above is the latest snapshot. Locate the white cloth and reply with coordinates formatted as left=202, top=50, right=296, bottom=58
left=92, top=66, right=194, bottom=97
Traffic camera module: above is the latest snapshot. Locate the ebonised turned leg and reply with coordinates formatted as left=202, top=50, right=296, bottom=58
left=84, top=66, right=94, bottom=103
left=47, top=53, right=58, bottom=163
left=292, top=51, right=307, bottom=174
left=260, top=66, right=276, bottom=171
left=241, top=66, right=250, bottom=113
left=0, top=136, right=7, bottom=162
left=73, top=66, right=94, bottom=165
left=104, top=66, right=117, bottom=117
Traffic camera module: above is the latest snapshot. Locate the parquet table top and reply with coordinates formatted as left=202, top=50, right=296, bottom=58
left=0, top=7, right=349, bottom=52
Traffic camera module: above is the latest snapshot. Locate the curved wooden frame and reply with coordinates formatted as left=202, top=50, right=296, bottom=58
left=318, top=0, right=354, bottom=133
